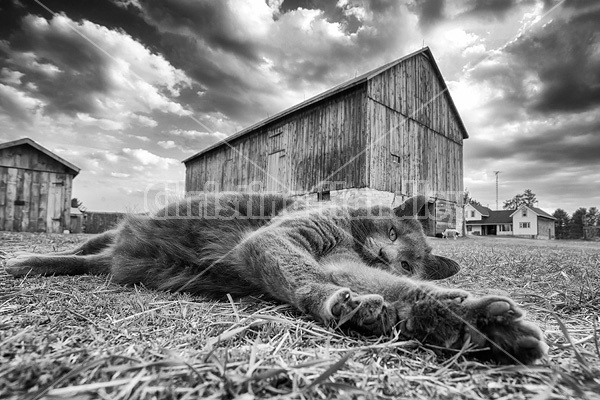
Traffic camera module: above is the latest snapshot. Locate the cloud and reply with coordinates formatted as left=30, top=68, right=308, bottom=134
left=124, top=0, right=421, bottom=126
left=157, top=140, right=176, bottom=149
left=412, top=0, right=445, bottom=28
left=463, top=0, right=521, bottom=20
left=0, top=67, right=24, bottom=85
left=167, top=129, right=229, bottom=154
left=111, top=172, right=131, bottom=178
left=461, top=5, right=600, bottom=118
left=0, top=83, right=43, bottom=122
left=1, top=14, right=193, bottom=127
left=170, top=129, right=228, bottom=140
left=122, top=147, right=179, bottom=169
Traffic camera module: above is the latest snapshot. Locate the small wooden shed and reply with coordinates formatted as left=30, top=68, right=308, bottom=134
left=183, top=47, right=469, bottom=235
left=0, top=138, right=80, bottom=233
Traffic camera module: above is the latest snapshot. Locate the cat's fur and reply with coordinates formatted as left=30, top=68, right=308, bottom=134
left=5, top=193, right=547, bottom=364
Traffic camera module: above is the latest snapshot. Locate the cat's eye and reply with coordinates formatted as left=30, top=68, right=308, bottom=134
left=401, top=261, right=412, bottom=273
left=388, top=227, right=397, bottom=241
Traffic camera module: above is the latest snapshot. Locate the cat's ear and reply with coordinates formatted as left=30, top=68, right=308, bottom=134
left=422, top=254, right=460, bottom=280
left=394, top=195, right=428, bottom=218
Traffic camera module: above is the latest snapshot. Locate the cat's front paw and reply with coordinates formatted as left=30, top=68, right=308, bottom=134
left=325, top=288, right=388, bottom=332
left=403, top=293, right=548, bottom=364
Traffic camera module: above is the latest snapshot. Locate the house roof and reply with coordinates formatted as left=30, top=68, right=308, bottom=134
left=467, top=205, right=557, bottom=226
left=466, top=210, right=514, bottom=225
left=469, top=203, right=492, bottom=216
left=0, top=137, right=80, bottom=176
left=510, top=205, right=556, bottom=220
left=183, top=47, right=469, bottom=164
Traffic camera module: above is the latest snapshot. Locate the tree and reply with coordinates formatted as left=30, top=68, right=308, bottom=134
left=569, top=207, right=587, bottom=239
left=462, top=189, right=481, bottom=207
left=585, top=207, right=599, bottom=226
left=552, top=208, right=570, bottom=239
left=503, top=189, right=538, bottom=210
left=71, top=198, right=87, bottom=212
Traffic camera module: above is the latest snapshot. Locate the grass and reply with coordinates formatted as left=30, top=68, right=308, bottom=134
left=1, top=232, right=599, bottom=399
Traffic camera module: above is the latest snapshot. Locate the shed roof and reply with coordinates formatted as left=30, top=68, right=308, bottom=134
left=0, top=137, right=81, bottom=176
left=183, top=47, right=468, bottom=164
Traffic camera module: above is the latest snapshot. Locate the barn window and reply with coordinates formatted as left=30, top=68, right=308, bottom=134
left=391, top=154, right=401, bottom=163
left=268, top=128, right=285, bottom=155
left=317, top=191, right=331, bottom=202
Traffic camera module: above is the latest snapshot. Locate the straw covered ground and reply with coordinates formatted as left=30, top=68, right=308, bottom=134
left=1, top=232, right=599, bottom=399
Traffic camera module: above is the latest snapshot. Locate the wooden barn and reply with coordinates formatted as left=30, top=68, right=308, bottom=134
left=0, top=138, right=80, bottom=233
left=183, top=47, right=469, bottom=235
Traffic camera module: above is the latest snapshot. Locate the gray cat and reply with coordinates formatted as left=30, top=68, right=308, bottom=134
left=5, top=193, right=547, bottom=364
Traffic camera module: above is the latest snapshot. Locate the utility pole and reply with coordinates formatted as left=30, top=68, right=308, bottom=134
left=493, top=171, right=501, bottom=210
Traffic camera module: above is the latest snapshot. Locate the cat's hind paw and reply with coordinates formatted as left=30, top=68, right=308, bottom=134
left=5, top=257, right=34, bottom=277
left=463, top=297, right=548, bottom=365
left=403, top=293, right=548, bottom=365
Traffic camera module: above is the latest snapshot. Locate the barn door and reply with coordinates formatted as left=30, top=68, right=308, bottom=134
left=47, top=181, right=64, bottom=233
left=266, top=152, right=286, bottom=192
left=266, top=127, right=287, bottom=193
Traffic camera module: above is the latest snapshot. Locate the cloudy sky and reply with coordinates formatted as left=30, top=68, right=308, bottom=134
left=0, top=0, right=598, bottom=214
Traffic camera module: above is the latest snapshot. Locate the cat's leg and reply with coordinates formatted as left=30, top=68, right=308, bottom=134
left=5, top=252, right=112, bottom=277
left=236, top=232, right=387, bottom=327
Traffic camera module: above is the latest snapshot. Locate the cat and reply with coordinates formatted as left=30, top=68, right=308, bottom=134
left=5, top=193, right=547, bottom=364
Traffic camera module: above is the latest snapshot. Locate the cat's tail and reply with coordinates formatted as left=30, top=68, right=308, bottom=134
left=5, top=250, right=113, bottom=278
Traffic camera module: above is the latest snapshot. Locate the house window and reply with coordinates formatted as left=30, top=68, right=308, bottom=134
left=470, top=211, right=475, bottom=218
left=467, top=226, right=472, bottom=232
left=499, top=224, right=512, bottom=232
left=522, top=209, right=527, bottom=217
left=519, top=222, right=531, bottom=229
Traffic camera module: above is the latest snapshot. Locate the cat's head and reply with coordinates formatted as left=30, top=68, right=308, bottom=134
left=350, top=195, right=460, bottom=280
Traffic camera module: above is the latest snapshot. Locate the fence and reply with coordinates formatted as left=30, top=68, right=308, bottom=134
left=84, top=212, right=127, bottom=234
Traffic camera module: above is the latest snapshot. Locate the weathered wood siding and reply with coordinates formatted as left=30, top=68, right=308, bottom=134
left=0, top=144, right=73, bottom=233
left=185, top=88, right=368, bottom=194
left=367, top=52, right=464, bottom=202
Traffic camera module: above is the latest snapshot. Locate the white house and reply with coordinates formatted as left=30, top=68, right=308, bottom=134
left=510, top=205, right=556, bottom=239
left=465, top=203, right=555, bottom=239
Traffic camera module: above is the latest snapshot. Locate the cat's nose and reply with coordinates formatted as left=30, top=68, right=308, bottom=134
left=378, top=248, right=389, bottom=263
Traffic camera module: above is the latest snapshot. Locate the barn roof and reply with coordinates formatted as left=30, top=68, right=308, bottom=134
left=183, top=47, right=469, bottom=164
left=0, top=137, right=81, bottom=176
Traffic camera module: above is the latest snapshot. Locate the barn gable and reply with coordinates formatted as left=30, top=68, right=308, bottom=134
left=0, top=138, right=80, bottom=233
left=366, top=48, right=465, bottom=203
left=0, top=138, right=80, bottom=176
